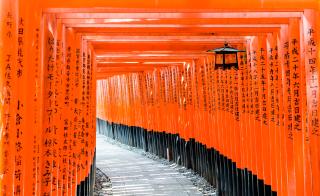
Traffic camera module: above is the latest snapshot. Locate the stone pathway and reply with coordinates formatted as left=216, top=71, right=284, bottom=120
left=96, top=134, right=204, bottom=196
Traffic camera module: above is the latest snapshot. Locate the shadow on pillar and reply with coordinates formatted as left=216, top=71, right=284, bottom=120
left=76, top=150, right=96, bottom=196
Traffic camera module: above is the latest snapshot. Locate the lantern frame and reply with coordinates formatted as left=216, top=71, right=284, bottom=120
left=207, top=43, right=245, bottom=70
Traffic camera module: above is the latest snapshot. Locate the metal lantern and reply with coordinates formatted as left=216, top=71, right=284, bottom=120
left=207, top=43, right=245, bottom=70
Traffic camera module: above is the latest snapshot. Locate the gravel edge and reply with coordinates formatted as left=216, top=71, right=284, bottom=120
left=94, top=167, right=113, bottom=195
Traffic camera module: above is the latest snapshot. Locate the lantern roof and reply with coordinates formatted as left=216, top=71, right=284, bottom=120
left=207, top=43, right=245, bottom=53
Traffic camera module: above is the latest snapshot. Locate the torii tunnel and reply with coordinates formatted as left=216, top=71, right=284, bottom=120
left=1, top=0, right=320, bottom=195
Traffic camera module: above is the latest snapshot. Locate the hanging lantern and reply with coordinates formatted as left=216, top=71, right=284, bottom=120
left=207, top=43, right=245, bottom=70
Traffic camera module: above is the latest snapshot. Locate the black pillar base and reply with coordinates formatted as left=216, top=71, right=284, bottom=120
left=96, top=119, right=278, bottom=196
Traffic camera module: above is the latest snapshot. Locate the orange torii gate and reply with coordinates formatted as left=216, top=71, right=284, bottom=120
left=0, top=0, right=320, bottom=195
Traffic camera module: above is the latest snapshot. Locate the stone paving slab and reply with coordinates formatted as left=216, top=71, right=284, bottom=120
left=96, top=134, right=203, bottom=196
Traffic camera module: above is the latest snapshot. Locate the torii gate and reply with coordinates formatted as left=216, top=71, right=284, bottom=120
left=0, top=0, right=319, bottom=195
